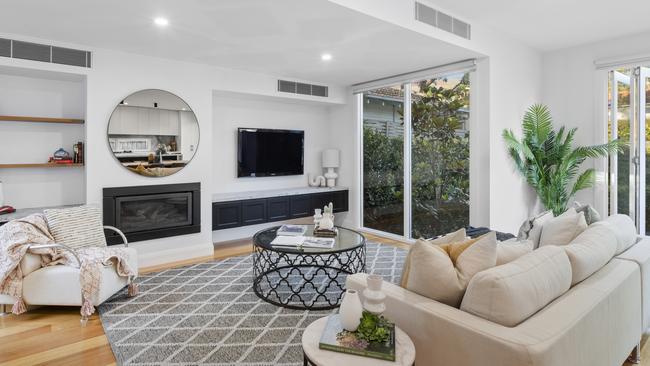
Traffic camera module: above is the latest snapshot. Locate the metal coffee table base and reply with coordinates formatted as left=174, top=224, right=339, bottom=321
left=252, top=245, right=366, bottom=310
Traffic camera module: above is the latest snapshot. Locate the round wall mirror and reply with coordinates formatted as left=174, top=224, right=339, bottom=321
left=107, top=89, right=199, bottom=177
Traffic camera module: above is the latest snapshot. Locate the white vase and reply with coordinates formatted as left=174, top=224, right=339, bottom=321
left=313, top=209, right=322, bottom=225
left=339, top=289, right=363, bottom=331
left=363, top=275, right=386, bottom=314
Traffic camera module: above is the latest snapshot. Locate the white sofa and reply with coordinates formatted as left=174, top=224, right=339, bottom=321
left=347, top=216, right=647, bottom=366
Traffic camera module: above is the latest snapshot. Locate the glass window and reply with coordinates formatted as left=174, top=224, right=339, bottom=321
left=410, top=73, right=470, bottom=238
left=362, top=85, right=404, bottom=236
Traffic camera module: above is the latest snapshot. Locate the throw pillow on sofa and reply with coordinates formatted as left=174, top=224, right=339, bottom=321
left=460, top=246, right=572, bottom=327
left=517, top=211, right=553, bottom=248
left=44, top=204, right=107, bottom=250
left=591, top=214, right=638, bottom=255
left=496, top=239, right=534, bottom=265
left=563, top=223, right=617, bottom=285
left=400, top=228, right=466, bottom=287
left=402, top=232, right=497, bottom=307
left=573, top=201, right=601, bottom=225
left=538, top=208, right=587, bottom=247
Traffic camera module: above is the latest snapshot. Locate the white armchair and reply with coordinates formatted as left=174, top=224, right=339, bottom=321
left=0, top=225, right=138, bottom=325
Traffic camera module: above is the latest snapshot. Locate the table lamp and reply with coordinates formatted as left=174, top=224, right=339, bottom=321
left=322, top=149, right=340, bottom=187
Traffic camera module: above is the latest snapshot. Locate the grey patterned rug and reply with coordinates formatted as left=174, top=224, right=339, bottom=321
left=98, top=242, right=407, bottom=365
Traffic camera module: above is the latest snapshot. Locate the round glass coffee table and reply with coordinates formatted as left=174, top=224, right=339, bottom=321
left=252, top=225, right=366, bottom=310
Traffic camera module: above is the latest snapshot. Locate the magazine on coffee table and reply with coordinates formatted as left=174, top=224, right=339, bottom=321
left=276, top=224, right=307, bottom=236
left=270, top=236, right=335, bottom=249
left=319, top=314, right=396, bottom=361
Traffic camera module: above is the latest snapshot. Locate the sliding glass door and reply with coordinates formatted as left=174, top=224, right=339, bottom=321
left=362, top=85, right=405, bottom=236
left=361, top=70, right=471, bottom=240
left=410, top=74, right=470, bottom=239
left=608, top=66, right=650, bottom=234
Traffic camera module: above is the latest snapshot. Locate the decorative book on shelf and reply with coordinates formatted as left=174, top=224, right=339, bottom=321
left=319, top=314, right=396, bottom=361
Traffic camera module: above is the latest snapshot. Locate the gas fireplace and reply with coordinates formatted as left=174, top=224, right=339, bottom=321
left=103, top=183, right=201, bottom=245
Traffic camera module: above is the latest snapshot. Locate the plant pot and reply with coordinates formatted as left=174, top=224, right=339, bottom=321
left=339, top=289, right=363, bottom=331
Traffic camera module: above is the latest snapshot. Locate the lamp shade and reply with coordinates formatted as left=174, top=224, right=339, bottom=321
left=322, top=149, right=340, bottom=168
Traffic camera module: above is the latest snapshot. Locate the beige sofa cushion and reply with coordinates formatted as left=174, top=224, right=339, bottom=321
left=460, top=246, right=572, bottom=327
left=496, top=239, right=534, bottom=265
left=593, top=214, right=638, bottom=255
left=616, top=237, right=650, bottom=330
left=401, top=228, right=466, bottom=287
left=539, top=208, right=587, bottom=247
left=403, top=232, right=497, bottom=307
left=564, top=223, right=617, bottom=285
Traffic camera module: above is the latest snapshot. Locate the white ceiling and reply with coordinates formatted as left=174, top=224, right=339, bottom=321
left=430, top=0, right=650, bottom=51
left=0, top=0, right=479, bottom=86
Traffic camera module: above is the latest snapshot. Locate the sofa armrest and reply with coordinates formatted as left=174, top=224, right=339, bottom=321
left=103, top=225, right=128, bottom=247
left=347, top=273, right=533, bottom=366
left=29, top=243, right=82, bottom=268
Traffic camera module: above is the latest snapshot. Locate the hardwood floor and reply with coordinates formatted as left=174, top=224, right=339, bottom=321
left=0, top=233, right=646, bottom=365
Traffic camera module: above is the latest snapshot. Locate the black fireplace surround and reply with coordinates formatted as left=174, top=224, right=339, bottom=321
left=103, top=183, right=201, bottom=245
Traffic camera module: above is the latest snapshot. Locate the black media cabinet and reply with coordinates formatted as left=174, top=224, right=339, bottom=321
left=212, top=189, right=349, bottom=230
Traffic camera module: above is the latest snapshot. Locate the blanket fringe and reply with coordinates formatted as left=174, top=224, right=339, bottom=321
left=80, top=298, right=95, bottom=317
left=127, top=282, right=139, bottom=297
left=12, top=297, right=26, bottom=314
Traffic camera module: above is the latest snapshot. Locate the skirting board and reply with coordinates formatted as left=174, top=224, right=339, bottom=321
left=135, top=241, right=214, bottom=269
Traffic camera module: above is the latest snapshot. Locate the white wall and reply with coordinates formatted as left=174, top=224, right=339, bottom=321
left=542, top=30, right=650, bottom=216
left=328, top=93, right=357, bottom=229
left=0, top=72, right=86, bottom=208
left=212, top=95, right=332, bottom=193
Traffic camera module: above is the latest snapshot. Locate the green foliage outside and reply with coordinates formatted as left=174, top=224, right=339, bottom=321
left=363, top=74, right=470, bottom=238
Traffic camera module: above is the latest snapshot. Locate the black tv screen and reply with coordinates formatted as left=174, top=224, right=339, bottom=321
left=238, top=128, right=304, bottom=177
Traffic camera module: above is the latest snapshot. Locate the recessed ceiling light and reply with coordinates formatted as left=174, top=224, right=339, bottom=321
left=154, top=17, right=169, bottom=27
left=321, top=53, right=332, bottom=61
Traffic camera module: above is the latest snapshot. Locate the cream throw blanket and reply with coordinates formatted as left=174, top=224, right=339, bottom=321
left=0, top=214, right=137, bottom=316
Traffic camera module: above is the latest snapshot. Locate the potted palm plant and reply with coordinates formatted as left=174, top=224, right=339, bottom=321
left=502, top=104, right=623, bottom=216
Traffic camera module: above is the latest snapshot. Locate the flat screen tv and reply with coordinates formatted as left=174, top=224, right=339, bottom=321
left=238, top=128, right=304, bottom=177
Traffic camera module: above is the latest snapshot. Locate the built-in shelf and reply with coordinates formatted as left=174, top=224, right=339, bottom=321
left=0, top=163, right=84, bottom=168
left=0, top=115, right=84, bottom=124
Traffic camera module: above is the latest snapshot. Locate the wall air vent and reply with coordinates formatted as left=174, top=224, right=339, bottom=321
left=0, top=38, right=91, bottom=68
left=277, top=80, right=328, bottom=97
left=415, top=2, right=471, bottom=40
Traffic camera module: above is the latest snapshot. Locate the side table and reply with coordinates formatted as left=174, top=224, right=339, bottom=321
left=302, top=316, right=416, bottom=366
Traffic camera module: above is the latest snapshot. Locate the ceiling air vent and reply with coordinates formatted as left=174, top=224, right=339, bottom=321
left=0, top=38, right=92, bottom=68
left=415, top=2, right=471, bottom=40
left=0, top=38, right=11, bottom=57
left=277, top=80, right=328, bottom=97
left=13, top=40, right=50, bottom=63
